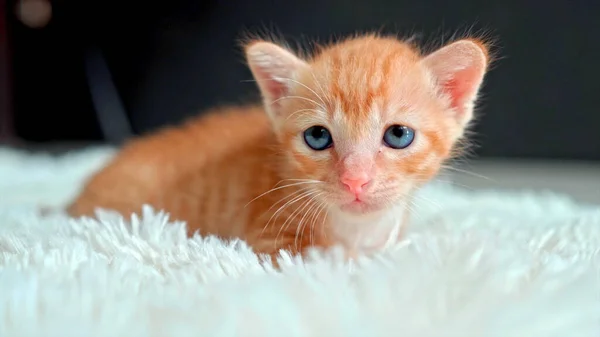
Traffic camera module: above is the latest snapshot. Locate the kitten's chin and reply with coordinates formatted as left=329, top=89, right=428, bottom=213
left=339, top=200, right=384, bottom=215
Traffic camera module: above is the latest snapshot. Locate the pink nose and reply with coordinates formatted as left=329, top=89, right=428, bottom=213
left=341, top=173, right=371, bottom=196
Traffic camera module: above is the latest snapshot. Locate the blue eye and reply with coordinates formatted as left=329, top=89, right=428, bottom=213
left=383, top=125, right=415, bottom=149
left=303, top=125, right=333, bottom=151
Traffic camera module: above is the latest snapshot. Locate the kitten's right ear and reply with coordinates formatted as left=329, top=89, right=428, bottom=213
left=245, top=41, right=309, bottom=121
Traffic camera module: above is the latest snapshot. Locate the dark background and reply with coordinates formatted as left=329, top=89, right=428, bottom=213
left=3, top=0, right=600, bottom=160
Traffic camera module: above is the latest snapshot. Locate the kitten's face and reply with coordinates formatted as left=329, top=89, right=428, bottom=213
left=246, top=35, right=489, bottom=217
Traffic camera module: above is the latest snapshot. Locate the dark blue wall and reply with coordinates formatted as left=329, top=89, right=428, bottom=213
left=8, top=0, right=600, bottom=160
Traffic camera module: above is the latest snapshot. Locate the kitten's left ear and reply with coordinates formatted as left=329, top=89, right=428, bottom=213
left=245, top=41, right=310, bottom=123
left=422, top=39, right=490, bottom=126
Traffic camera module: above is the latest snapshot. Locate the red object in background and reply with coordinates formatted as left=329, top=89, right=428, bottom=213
left=0, top=0, right=15, bottom=143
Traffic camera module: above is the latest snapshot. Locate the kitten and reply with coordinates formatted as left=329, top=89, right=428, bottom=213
left=67, top=33, right=491, bottom=263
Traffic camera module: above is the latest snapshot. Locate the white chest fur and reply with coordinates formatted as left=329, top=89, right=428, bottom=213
left=327, top=205, right=408, bottom=253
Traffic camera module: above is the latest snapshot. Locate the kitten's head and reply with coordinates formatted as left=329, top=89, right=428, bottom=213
left=245, top=34, right=490, bottom=217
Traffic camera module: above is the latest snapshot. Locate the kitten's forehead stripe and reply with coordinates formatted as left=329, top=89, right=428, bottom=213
left=316, top=40, right=416, bottom=127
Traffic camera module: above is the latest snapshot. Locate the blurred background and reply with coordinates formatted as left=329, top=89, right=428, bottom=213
left=1, top=0, right=599, bottom=204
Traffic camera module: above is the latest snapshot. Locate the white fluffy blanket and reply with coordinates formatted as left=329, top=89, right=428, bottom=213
left=0, top=146, right=598, bottom=337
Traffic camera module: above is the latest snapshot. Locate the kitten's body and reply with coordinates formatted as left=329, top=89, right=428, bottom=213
left=68, top=34, right=491, bottom=260
left=69, top=106, right=333, bottom=255
left=68, top=105, right=404, bottom=256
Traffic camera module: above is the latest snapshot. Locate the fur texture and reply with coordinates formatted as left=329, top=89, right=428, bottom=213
left=1, top=147, right=599, bottom=336
left=67, top=34, right=491, bottom=260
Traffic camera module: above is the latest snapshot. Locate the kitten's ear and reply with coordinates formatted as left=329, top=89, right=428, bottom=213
left=422, top=39, right=489, bottom=126
left=245, top=41, right=309, bottom=121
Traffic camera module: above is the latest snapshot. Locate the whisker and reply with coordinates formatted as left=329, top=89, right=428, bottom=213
left=277, top=178, right=323, bottom=183
left=280, top=197, right=311, bottom=249
left=259, top=188, right=315, bottom=237
left=309, top=198, right=328, bottom=246
left=410, top=193, right=442, bottom=211
left=274, top=190, right=320, bottom=248
left=268, top=189, right=318, bottom=232
left=244, top=180, right=321, bottom=208
left=321, top=207, right=331, bottom=241
left=273, top=178, right=323, bottom=188
left=261, top=186, right=312, bottom=217
left=310, top=71, right=332, bottom=107
left=279, top=77, right=328, bottom=108
left=294, top=192, right=324, bottom=250
left=241, top=77, right=328, bottom=109
left=440, top=165, right=495, bottom=182
left=285, top=108, right=320, bottom=122
left=293, top=192, right=323, bottom=250
left=403, top=199, right=425, bottom=224
left=270, top=95, right=326, bottom=111
left=432, top=178, right=478, bottom=191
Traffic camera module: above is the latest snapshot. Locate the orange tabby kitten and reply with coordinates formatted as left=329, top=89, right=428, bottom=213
left=67, top=33, right=491, bottom=262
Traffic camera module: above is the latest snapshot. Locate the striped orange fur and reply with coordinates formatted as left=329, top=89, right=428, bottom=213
left=67, top=33, right=491, bottom=262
